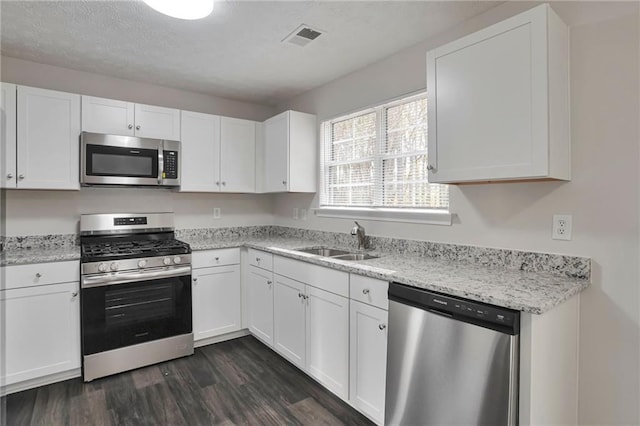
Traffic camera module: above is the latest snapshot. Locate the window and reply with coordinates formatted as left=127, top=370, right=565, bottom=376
left=320, top=93, right=449, bottom=218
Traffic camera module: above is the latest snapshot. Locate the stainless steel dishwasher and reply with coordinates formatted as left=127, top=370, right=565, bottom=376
left=385, top=282, right=520, bottom=426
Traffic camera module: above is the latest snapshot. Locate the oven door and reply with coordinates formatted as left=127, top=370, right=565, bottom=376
left=81, top=132, right=161, bottom=186
left=81, top=266, right=192, bottom=356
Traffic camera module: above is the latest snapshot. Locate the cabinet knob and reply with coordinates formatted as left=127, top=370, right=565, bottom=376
left=256, top=257, right=261, bottom=262
left=215, top=257, right=220, bottom=261
left=427, top=164, right=435, bottom=172
left=282, top=180, right=287, bottom=185
left=18, top=174, right=25, bottom=180
left=128, top=124, right=133, bottom=129
left=35, top=272, right=42, bottom=278
left=298, top=292, right=303, bottom=298
left=222, top=181, right=226, bottom=186
left=193, top=277, right=198, bottom=283
left=6, top=173, right=12, bottom=179
left=71, top=291, right=78, bottom=298
left=362, top=288, right=370, bottom=294
left=379, top=324, right=387, bottom=331
left=216, top=181, right=220, bottom=186
left=136, top=125, right=141, bottom=130
left=267, top=280, right=272, bottom=285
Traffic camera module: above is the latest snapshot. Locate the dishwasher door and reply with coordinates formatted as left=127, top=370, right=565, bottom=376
left=385, top=283, right=520, bottom=426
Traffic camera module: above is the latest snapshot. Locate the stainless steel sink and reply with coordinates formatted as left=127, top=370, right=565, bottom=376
left=331, top=253, right=378, bottom=261
left=295, top=247, right=351, bottom=257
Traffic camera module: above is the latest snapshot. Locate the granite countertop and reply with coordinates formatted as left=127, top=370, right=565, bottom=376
left=1, top=234, right=589, bottom=315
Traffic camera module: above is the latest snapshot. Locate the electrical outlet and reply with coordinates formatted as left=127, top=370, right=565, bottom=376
left=293, top=208, right=299, bottom=220
left=300, top=208, right=307, bottom=221
left=213, top=208, right=221, bottom=219
left=552, top=214, right=572, bottom=240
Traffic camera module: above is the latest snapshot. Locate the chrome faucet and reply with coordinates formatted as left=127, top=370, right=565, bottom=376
left=351, top=221, right=367, bottom=250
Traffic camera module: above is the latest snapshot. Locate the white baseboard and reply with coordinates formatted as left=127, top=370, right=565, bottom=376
left=1, top=368, right=81, bottom=396
left=194, top=329, right=250, bottom=348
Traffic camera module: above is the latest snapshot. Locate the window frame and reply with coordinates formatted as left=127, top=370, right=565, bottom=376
left=316, top=92, right=452, bottom=226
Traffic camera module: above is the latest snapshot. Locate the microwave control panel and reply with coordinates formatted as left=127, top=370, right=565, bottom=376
left=163, top=151, right=178, bottom=179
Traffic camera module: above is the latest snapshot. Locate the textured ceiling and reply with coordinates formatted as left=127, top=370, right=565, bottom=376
left=0, top=0, right=502, bottom=106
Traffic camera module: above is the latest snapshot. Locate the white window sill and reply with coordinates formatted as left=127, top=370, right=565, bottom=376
left=313, top=207, right=453, bottom=226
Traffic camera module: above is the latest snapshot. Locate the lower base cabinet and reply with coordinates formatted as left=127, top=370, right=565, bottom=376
left=349, top=300, right=388, bottom=425
left=192, top=264, right=241, bottom=341
left=247, top=265, right=274, bottom=346
left=1, top=281, right=80, bottom=387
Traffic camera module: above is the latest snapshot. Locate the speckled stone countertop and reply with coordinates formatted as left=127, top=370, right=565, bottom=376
left=181, top=235, right=589, bottom=314
left=1, top=228, right=590, bottom=314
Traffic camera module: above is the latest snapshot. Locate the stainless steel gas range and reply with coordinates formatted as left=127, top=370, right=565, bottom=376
left=79, top=212, right=193, bottom=382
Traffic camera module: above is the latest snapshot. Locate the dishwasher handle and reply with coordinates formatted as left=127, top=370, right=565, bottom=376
left=389, top=282, right=520, bottom=335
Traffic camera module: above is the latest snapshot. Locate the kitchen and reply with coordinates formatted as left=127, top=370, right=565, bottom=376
left=0, top=1, right=639, bottom=425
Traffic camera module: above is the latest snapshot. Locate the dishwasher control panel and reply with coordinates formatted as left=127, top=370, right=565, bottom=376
left=428, top=293, right=517, bottom=327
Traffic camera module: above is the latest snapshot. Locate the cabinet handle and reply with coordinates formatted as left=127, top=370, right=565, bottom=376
left=362, top=288, right=370, bottom=294
left=6, top=173, right=12, bottom=179
left=193, top=277, right=198, bottom=283
left=379, top=324, right=386, bottom=330
left=35, top=272, right=42, bottom=278
left=267, top=280, right=272, bottom=284
left=427, top=164, right=435, bottom=172
left=298, top=292, right=303, bottom=298
left=18, top=174, right=25, bottom=180
left=136, top=125, right=141, bottom=130
left=128, top=124, right=133, bottom=129
left=71, top=291, right=79, bottom=298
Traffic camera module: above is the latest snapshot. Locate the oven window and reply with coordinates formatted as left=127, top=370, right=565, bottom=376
left=81, top=275, right=191, bottom=355
left=85, top=144, right=158, bottom=178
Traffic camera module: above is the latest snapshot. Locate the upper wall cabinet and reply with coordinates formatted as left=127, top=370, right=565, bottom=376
left=1, top=83, right=17, bottom=188
left=180, top=111, right=256, bottom=193
left=262, top=110, right=316, bottom=193
left=81, top=95, right=181, bottom=140
left=426, top=4, right=570, bottom=184
left=4, top=86, right=80, bottom=190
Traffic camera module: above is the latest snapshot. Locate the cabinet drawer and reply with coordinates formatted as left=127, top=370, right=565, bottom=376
left=248, top=249, right=273, bottom=271
left=274, top=256, right=349, bottom=297
left=3, top=261, right=79, bottom=290
left=350, top=274, right=389, bottom=310
left=192, top=248, right=240, bottom=269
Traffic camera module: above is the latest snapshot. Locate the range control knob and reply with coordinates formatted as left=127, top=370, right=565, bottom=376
left=163, top=258, right=172, bottom=266
left=98, top=263, right=107, bottom=272
left=173, top=256, right=182, bottom=264
left=110, top=262, right=119, bottom=271
left=138, top=260, right=147, bottom=268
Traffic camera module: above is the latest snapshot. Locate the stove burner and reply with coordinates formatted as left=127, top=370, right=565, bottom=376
left=81, top=236, right=191, bottom=263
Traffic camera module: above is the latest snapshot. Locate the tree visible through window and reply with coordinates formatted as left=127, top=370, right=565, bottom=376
left=321, top=94, right=448, bottom=210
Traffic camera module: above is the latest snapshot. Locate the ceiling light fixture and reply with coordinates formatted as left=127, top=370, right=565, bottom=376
left=142, top=0, right=214, bottom=20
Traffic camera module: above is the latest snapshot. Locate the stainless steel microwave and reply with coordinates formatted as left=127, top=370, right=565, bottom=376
left=81, top=132, right=180, bottom=187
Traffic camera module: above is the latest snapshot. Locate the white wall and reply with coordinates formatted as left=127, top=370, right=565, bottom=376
left=277, top=2, right=640, bottom=425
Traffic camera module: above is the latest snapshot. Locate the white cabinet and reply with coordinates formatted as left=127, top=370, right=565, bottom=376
left=81, top=95, right=180, bottom=140
left=262, top=110, right=316, bottom=193
left=350, top=300, right=388, bottom=425
left=179, top=112, right=256, bottom=193
left=191, top=249, right=241, bottom=343
left=426, top=4, right=570, bottom=183
left=247, top=264, right=274, bottom=346
left=273, top=274, right=306, bottom=369
left=180, top=111, right=221, bottom=192
left=1, top=261, right=80, bottom=392
left=272, top=256, right=349, bottom=400
left=1, top=83, right=16, bottom=188
left=220, top=117, right=256, bottom=192
left=14, top=86, right=80, bottom=190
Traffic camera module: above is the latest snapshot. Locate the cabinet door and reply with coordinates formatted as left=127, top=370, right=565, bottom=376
left=81, top=96, right=134, bottom=136
left=17, top=86, right=80, bottom=190
left=192, top=265, right=241, bottom=341
left=263, top=111, right=289, bottom=192
left=180, top=111, right=221, bottom=192
left=273, top=274, right=306, bottom=369
left=220, top=117, right=255, bottom=193
left=426, top=5, right=567, bottom=183
left=350, top=300, right=388, bottom=425
left=134, top=103, right=181, bottom=140
left=247, top=266, right=274, bottom=346
left=306, top=285, right=349, bottom=399
left=1, top=83, right=17, bottom=188
left=1, top=282, right=80, bottom=386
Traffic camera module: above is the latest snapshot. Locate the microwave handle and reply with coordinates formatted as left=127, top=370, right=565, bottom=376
left=158, top=141, right=164, bottom=184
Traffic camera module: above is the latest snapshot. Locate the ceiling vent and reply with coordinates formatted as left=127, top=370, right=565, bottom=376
left=283, top=24, right=324, bottom=47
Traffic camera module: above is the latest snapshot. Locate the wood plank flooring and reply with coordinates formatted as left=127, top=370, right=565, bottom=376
left=2, top=336, right=374, bottom=426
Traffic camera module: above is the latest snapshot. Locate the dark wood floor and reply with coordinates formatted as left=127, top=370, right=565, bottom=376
left=2, top=336, right=374, bottom=426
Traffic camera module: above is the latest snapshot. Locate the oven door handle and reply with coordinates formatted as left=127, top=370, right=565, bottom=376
left=82, top=266, right=191, bottom=288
